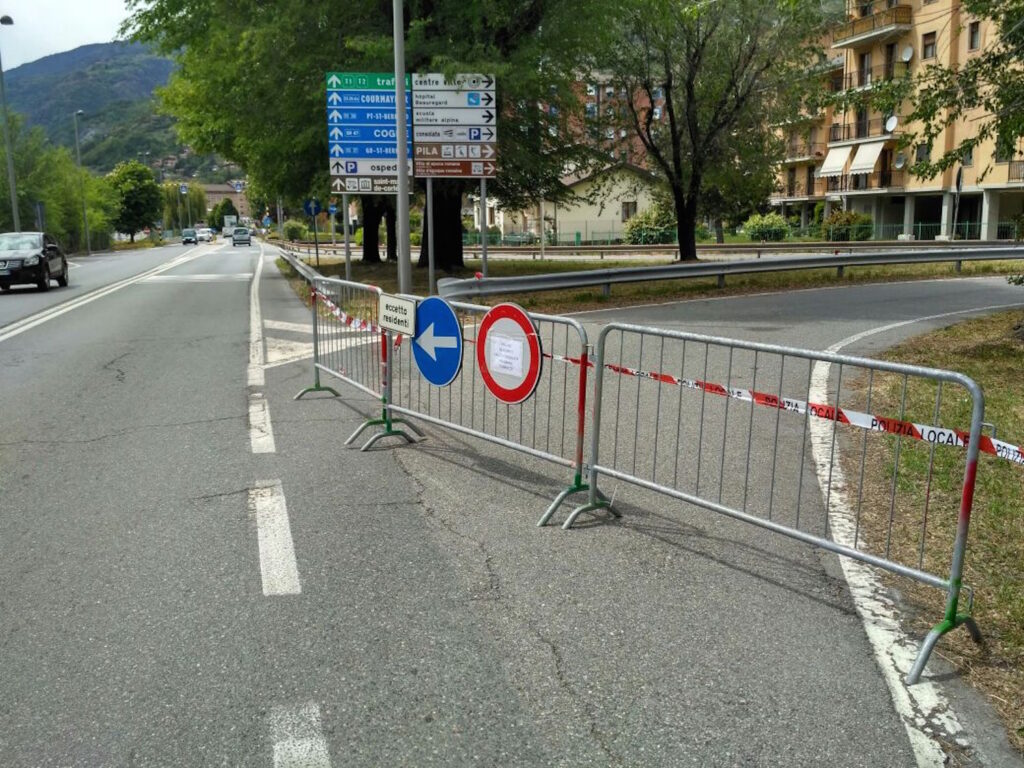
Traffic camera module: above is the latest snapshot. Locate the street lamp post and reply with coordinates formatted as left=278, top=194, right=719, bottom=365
left=0, top=15, right=20, bottom=231
left=73, top=110, right=91, bottom=254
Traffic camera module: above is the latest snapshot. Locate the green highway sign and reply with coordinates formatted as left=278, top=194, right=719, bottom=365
left=325, top=72, right=411, bottom=90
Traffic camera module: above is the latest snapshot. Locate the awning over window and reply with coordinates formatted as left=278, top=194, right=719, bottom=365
left=817, top=146, right=852, bottom=178
left=848, top=141, right=887, bottom=174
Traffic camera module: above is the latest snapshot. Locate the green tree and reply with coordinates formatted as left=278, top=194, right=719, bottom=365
left=123, top=0, right=603, bottom=270
left=107, top=160, right=162, bottom=241
left=209, top=196, right=238, bottom=229
left=595, top=0, right=828, bottom=260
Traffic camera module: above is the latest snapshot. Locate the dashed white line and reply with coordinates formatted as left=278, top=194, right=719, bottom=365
left=268, top=702, right=331, bottom=767
left=140, top=273, right=253, bottom=283
left=809, top=301, right=1024, bottom=768
left=249, top=392, right=277, bottom=454
left=249, top=481, right=302, bottom=596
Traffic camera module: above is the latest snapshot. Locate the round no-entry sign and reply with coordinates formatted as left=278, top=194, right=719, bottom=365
left=476, top=303, right=542, bottom=404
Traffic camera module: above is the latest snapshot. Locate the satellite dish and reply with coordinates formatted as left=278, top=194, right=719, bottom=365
left=885, top=115, right=899, bottom=133
left=901, top=45, right=914, bottom=62
left=894, top=153, right=907, bottom=170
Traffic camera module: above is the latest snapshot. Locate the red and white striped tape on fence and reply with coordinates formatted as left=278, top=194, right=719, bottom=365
left=598, top=360, right=1024, bottom=467
left=312, top=289, right=403, bottom=346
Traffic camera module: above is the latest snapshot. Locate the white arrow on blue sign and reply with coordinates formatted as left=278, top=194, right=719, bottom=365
left=413, top=297, right=463, bottom=387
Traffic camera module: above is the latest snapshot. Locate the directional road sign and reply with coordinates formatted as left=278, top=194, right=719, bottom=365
left=412, top=297, right=463, bottom=387
left=179, top=184, right=188, bottom=195
left=476, top=303, right=541, bottom=404
left=263, top=215, right=272, bottom=227
left=328, top=204, right=338, bottom=215
left=233, top=181, right=243, bottom=192
left=326, top=72, right=412, bottom=194
left=412, top=73, right=497, bottom=178
left=303, top=199, right=322, bottom=217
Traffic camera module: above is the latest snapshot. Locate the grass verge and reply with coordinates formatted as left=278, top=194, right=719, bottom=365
left=849, top=311, right=1023, bottom=753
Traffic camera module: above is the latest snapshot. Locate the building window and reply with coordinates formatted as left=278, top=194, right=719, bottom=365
left=585, top=84, right=596, bottom=96
left=652, top=106, right=662, bottom=120
left=487, top=207, right=495, bottom=226
left=619, top=129, right=627, bottom=138
left=585, top=103, right=597, bottom=118
left=858, top=1, right=872, bottom=17
left=915, top=143, right=930, bottom=164
left=968, top=21, right=981, bottom=51
left=963, top=146, right=974, bottom=166
left=605, top=86, right=615, bottom=99
left=621, top=201, right=637, bottom=222
left=922, top=32, right=937, bottom=59
left=995, top=143, right=1011, bottom=163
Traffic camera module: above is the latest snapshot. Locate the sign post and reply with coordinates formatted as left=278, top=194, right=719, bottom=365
left=329, top=201, right=338, bottom=246
left=304, top=198, right=322, bottom=267
left=342, top=193, right=352, bottom=281
left=426, top=177, right=435, bottom=294
left=393, top=0, right=412, bottom=294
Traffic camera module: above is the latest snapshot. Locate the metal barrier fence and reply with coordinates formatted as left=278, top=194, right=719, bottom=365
left=566, top=323, right=985, bottom=683
left=386, top=298, right=595, bottom=518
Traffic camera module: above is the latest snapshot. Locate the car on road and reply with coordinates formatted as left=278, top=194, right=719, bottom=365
left=231, top=227, right=252, bottom=246
left=182, top=228, right=198, bottom=244
left=0, top=232, right=69, bottom=292
left=197, top=228, right=214, bottom=242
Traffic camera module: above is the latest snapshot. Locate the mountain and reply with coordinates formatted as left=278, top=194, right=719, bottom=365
left=4, top=41, right=223, bottom=179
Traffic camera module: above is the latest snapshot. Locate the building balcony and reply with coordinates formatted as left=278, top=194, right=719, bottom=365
left=832, top=5, right=913, bottom=49
left=1008, top=160, right=1024, bottom=182
left=783, top=141, right=827, bottom=162
left=828, top=117, right=897, bottom=145
left=842, top=61, right=910, bottom=90
left=771, top=179, right=827, bottom=201
left=824, top=170, right=905, bottom=193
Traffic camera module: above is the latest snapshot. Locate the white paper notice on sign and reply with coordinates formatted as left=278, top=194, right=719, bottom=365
left=489, top=334, right=523, bottom=378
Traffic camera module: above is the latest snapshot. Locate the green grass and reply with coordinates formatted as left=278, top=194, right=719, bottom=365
left=857, top=312, right=1024, bottom=752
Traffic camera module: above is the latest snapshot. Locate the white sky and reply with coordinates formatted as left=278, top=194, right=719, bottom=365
left=1, top=0, right=131, bottom=70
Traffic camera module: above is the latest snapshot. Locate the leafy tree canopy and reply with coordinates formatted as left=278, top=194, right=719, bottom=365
left=107, top=159, right=162, bottom=240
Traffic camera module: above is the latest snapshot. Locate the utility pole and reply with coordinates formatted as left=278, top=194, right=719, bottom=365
left=73, top=110, right=91, bottom=254
left=0, top=15, right=19, bottom=231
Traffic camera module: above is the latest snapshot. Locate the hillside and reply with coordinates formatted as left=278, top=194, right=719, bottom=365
left=4, top=41, right=224, bottom=179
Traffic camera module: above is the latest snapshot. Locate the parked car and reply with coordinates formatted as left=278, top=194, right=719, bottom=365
left=231, top=227, right=252, bottom=246
left=182, top=228, right=198, bottom=244
left=0, top=232, right=69, bottom=292
left=503, top=232, right=538, bottom=245
left=197, top=228, right=214, bottom=242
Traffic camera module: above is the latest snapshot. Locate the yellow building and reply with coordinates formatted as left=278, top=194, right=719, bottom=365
left=772, top=0, right=1022, bottom=240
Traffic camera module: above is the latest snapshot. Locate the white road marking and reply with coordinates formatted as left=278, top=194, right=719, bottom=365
left=249, top=392, right=276, bottom=454
left=0, top=247, right=208, bottom=344
left=266, top=337, right=313, bottom=365
left=808, top=301, right=1024, bottom=768
left=249, top=245, right=266, bottom=386
left=268, top=702, right=331, bottom=767
left=139, top=273, right=253, bottom=283
left=249, top=481, right=302, bottom=596
left=264, top=319, right=313, bottom=333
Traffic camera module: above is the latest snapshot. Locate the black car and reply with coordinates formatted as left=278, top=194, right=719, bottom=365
left=182, top=227, right=198, bottom=244
left=0, top=232, right=69, bottom=292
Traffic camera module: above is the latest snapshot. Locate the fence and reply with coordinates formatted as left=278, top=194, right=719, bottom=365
left=567, top=323, right=987, bottom=684
left=286, top=259, right=1024, bottom=684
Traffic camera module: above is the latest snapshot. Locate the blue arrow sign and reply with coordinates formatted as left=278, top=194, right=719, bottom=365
left=327, top=107, right=410, bottom=125
left=330, top=142, right=411, bottom=158
left=325, top=90, right=411, bottom=107
left=303, top=198, right=322, bottom=216
left=328, top=204, right=338, bottom=214
left=179, top=184, right=188, bottom=194
left=413, top=297, right=463, bottom=387
left=263, top=215, right=272, bottom=227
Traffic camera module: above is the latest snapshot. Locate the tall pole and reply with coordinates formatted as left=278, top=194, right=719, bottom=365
left=277, top=197, right=284, bottom=238
left=480, top=178, right=488, bottom=277
left=73, top=110, right=91, bottom=254
left=342, top=192, right=352, bottom=282
left=426, top=177, right=435, bottom=294
left=392, top=0, right=411, bottom=294
left=0, top=16, right=20, bottom=232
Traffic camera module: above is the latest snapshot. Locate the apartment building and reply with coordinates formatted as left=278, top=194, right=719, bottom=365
left=772, top=0, right=1022, bottom=240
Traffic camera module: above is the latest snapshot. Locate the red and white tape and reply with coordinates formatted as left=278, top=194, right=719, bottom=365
left=312, top=289, right=403, bottom=346
left=598, top=360, right=1024, bottom=467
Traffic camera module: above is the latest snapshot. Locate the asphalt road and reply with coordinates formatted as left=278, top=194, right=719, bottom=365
left=1, top=243, right=1021, bottom=767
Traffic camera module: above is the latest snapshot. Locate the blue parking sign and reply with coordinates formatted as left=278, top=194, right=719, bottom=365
left=413, top=297, right=463, bottom=387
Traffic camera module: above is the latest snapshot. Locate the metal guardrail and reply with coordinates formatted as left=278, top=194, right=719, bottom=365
left=437, top=246, right=1024, bottom=300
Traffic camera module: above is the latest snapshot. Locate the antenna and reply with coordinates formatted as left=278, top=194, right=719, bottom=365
left=894, top=153, right=907, bottom=170
left=885, top=115, right=899, bottom=133
left=901, top=45, right=914, bottom=62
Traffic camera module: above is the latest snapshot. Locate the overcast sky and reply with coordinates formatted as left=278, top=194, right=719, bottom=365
left=1, top=0, right=131, bottom=71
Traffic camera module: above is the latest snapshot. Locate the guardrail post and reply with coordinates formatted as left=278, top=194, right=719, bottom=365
left=837, top=265, right=845, bottom=278
left=602, top=283, right=611, bottom=297
left=349, top=330, right=419, bottom=450
left=955, top=260, right=962, bottom=273
left=717, top=274, right=726, bottom=289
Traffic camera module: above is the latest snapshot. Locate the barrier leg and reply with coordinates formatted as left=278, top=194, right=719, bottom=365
left=295, top=286, right=340, bottom=399
left=346, top=331, right=421, bottom=450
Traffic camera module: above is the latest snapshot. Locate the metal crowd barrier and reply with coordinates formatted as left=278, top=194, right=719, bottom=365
left=566, top=322, right=985, bottom=684
left=289, top=275, right=1007, bottom=684
left=386, top=297, right=595, bottom=518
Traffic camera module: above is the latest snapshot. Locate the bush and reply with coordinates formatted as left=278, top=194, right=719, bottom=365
left=695, top=222, right=711, bottom=241
left=410, top=231, right=422, bottom=246
left=823, top=210, right=873, bottom=241
left=283, top=219, right=308, bottom=241
left=624, top=200, right=677, bottom=244
left=354, top=227, right=364, bottom=246
left=743, top=212, right=788, bottom=242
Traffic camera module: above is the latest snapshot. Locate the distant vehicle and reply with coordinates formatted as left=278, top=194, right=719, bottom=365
left=503, top=232, right=538, bottom=245
left=182, top=228, right=198, bottom=244
left=0, top=232, right=69, bottom=292
left=222, top=227, right=234, bottom=239
left=197, top=228, right=214, bottom=242
left=231, top=227, right=252, bottom=246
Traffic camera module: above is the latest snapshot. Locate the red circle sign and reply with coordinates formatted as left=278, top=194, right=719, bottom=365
left=476, top=303, right=542, bottom=404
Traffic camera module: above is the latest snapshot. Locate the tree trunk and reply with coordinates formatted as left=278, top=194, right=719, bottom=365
left=673, top=189, right=699, bottom=261
left=715, top=218, right=725, bottom=244
left=130, top=232, right=135, bottom=243
left=417, top=180, right=465, bottom=271
left=385, top=202, right=397, bottom=261
left=361, top=196, right=383, bottom=264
